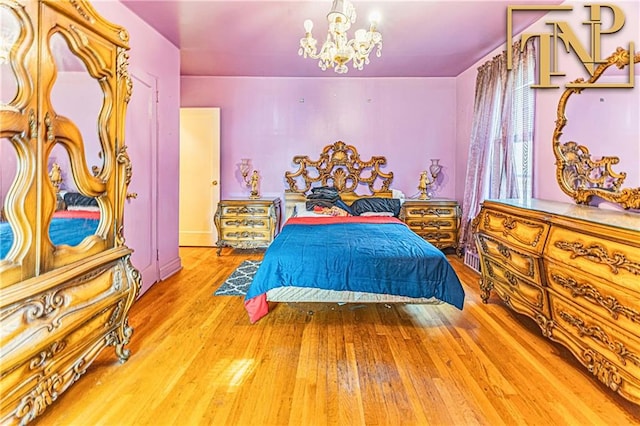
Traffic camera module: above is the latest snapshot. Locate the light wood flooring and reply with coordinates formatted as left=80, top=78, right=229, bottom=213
left=36, top=247, right=640, bottom=425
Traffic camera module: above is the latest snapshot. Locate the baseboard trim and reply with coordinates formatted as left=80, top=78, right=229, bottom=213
left=160, top=257, right=183, bottom=280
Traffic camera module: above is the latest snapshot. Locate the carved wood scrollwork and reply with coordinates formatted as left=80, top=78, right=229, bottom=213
left=285, top=141, right=393, bottom=195
left=553, top=48, right=640, bottom=209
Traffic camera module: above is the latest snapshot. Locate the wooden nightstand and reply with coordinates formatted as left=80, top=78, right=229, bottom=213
left=214, top=198, right=282, bottom=255
left=400, top=198, right=461, bottom=251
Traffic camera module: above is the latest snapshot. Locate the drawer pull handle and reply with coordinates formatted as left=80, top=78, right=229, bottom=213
left=225, top=219, right=265, bottom=227
left=554, top=240, right=640, bottom=276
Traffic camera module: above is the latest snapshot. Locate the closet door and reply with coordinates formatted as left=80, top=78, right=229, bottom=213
left=124, top=70, right=159, bottom=296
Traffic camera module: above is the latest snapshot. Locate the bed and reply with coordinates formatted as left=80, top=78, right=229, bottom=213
left=1, top=189, right=99, bottom=259
left=244, top=141, right=465, bottom=323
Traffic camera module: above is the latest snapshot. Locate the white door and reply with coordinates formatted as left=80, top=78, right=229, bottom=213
left=124, top=70, right=159, bottom=295
left=179, top=108, right=220, bottom=246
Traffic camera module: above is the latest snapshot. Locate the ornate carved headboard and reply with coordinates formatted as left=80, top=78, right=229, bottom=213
left=283, top=141, right=394, bottom=218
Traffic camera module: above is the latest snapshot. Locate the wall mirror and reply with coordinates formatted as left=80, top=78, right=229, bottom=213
left=553, top=47, right=640, bottom=210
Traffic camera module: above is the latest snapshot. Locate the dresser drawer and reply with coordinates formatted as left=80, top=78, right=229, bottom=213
left=549, top=293, right=640, bottom=380
left=483, top=257, right=548, bottom=316
left=476, top=234, right=543, bottom=284
left=476, top=208, right=549, bottom=255
left=546, top=260, right=640, bottom=335
left=545, top=226, right=640, bottom=292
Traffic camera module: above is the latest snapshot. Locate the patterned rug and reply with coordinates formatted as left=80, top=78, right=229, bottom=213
left=214, top=260, right=261, bottom=296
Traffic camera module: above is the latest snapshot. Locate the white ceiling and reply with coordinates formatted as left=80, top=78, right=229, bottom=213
left=120, top=0, right=563, bottom=77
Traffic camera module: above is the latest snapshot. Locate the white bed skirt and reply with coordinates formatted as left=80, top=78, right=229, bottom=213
left=266, top=286, right=444, bottom=305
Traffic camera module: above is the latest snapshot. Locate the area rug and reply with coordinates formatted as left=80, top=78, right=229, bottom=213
left=214, top=260, right=261, bottom=296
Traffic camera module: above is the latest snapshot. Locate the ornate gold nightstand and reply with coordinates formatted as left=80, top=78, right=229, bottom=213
left=214, top=198, right=281, bottom=255
left=400, top=198, right=460, bottom=251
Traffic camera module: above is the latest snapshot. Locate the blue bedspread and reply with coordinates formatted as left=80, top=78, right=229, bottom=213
left=245, top=216, right=465, bottom=316
left=0, top=218, right=99, bottom=258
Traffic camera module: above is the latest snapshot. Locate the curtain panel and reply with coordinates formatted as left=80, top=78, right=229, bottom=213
left=459, top=39, right=536, bottom=254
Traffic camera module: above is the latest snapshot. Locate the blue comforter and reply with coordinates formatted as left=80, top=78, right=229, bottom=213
left=0, top=218, right=99, bottom=258
left=244, top=216, right=465, bottom=322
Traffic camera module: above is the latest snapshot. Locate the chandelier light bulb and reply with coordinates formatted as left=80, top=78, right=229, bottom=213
left=369, top=11, right=381, bottom=25
left=303, top=19, right=314, bottom=33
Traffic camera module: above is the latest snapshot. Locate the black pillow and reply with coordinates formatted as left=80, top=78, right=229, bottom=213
left=63, top=192, right=98, bottom=207
left=307, top=186, right=340, bottom=201
left=350, top=197, right=401, bottom=217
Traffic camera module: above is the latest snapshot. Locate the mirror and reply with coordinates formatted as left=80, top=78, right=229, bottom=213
left=553, top=48, right=640, bottom=210
left=0, top=5, right=19, bottom=105
left=0, top=136, right=17, bottom=260
left=1, top=5, right=20, bottom=262
left=47, top=32, right=104, bottom=247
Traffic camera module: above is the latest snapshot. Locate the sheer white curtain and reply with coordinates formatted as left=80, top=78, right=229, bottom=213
left=459, top=39, right=536, bottom=254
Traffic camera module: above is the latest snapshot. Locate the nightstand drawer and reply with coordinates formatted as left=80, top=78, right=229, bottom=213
left=221, top=229, right=272, bottom=243
left=412, top=230, right=457, bottom=245
left=405, top=217, right=457, bottom=231
left=221, top=205, right=271, bottom=217
left=219, top=217, right=270, bottom=230
left=403, top=206, right=457, bottom=219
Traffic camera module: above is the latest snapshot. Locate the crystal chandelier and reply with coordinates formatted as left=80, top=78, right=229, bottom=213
left=299, top=0, right=382, bottom=74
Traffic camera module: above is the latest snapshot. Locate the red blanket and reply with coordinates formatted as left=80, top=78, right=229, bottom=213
left=53, top=210, right=100, bottom=220
left=285, top=215, right=405, bottom=226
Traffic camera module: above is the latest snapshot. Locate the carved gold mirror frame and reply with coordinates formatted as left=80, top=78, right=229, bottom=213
left=553, top=47, right=640, bottom=210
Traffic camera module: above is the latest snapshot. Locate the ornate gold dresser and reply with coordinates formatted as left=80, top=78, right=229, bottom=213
left=0, top=1, right=140, bottom=424
left=214, top=198, right=282, bottom=255
left=473, top=198, right=640, bottom=405
left=400, top=199, right=460, bottom=250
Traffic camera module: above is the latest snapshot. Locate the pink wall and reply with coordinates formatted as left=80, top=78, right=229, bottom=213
left=456, top=0, right=639, bottom=209
left=181, top=77, right=459, bottom=201
left=95, top=0, right=182, bottom=289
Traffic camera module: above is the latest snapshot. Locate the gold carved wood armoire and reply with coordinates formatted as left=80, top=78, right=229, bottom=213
left=0, top=1, right=140, bottom=424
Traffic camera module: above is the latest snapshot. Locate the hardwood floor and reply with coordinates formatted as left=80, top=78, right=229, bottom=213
left=36, top=247, right=640, bottom=425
